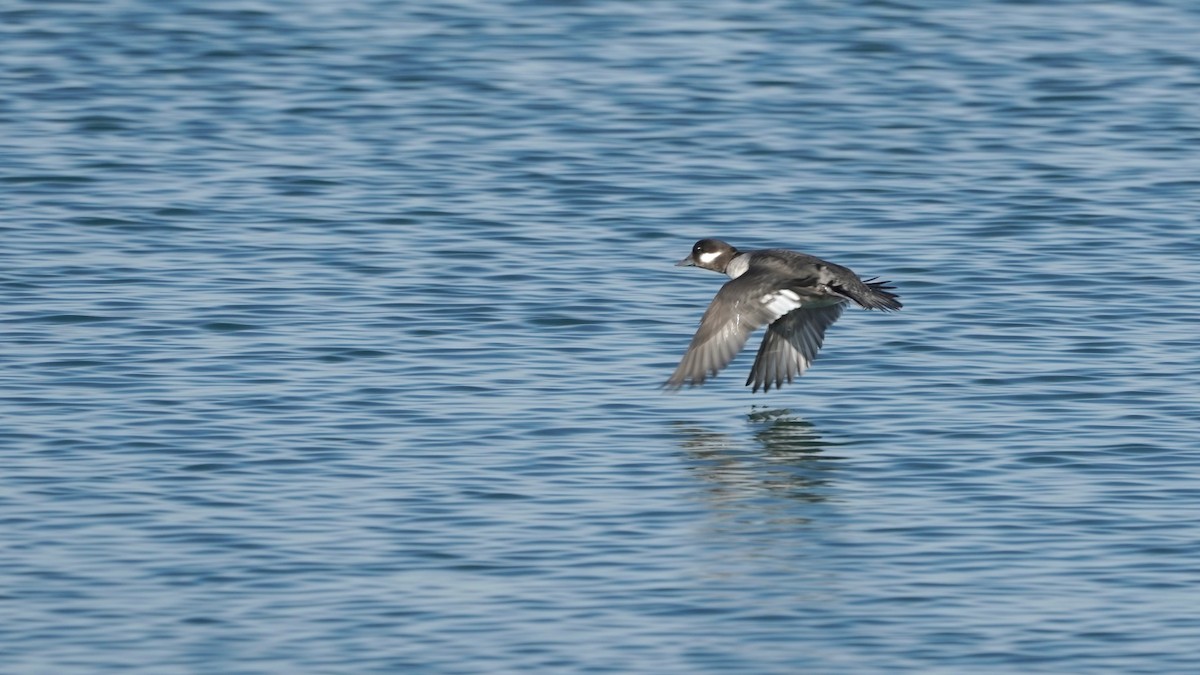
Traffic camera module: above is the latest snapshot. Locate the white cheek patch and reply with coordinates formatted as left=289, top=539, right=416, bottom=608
left=698, top=251, right=722, bottom=264
left=761, top=289, right=802, bottom=316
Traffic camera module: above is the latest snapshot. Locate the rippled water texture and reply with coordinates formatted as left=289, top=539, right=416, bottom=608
left=4, top=1, right=1200, bottom=672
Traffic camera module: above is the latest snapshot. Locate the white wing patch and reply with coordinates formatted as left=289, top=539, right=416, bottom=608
left=760, top=288, right=802, bottom=317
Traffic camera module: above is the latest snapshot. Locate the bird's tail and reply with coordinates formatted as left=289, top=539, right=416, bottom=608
left=856, top=278, right=902, bottom=311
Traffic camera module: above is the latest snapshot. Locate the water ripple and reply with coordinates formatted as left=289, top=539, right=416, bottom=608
left=3, top=0, right=1200, bottom=672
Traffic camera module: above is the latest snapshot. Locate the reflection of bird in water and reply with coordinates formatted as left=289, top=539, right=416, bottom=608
left=674, top=408, right=846, bottom=510
left=747, top=408, right=833, bottom=461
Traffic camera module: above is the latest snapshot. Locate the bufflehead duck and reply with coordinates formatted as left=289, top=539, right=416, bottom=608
left=666, top=239, right=901, bottom=392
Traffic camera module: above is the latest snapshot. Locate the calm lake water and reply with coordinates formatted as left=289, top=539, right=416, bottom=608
left=4, top=0, right=1200, bottom=672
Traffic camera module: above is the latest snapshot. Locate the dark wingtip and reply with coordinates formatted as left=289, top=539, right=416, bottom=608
left=745, top=375, right=777, bottom=394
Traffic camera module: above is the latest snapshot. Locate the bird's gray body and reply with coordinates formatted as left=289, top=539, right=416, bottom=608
left=666, top=239, right=901, bottom=392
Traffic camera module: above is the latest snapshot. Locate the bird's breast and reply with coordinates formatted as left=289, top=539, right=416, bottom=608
left=725, top=255, right=750, bottom=279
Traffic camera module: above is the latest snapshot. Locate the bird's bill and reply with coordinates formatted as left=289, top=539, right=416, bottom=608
left=675, top=256, right=695, bottom=267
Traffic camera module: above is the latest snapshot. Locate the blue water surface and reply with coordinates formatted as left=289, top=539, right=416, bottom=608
left=4, top=1, right=1200, bottom=673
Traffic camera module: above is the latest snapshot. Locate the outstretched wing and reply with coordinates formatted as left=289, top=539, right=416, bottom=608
left=664, top=272, right=811, bottom=390
left=746, top=302, right=845, bottom=393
